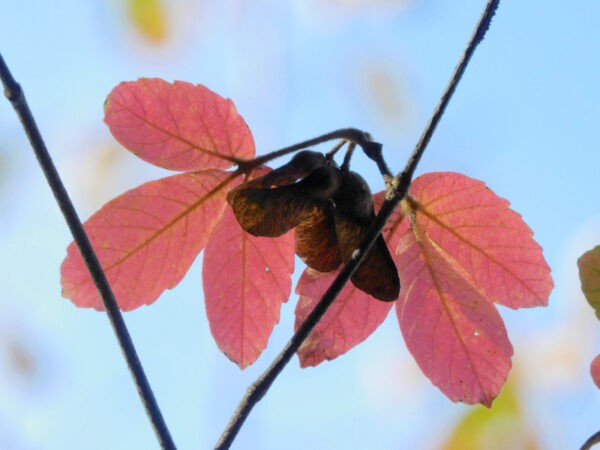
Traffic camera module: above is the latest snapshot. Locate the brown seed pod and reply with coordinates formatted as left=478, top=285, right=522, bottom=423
left=228, top=152, right=399, bottom=301
left=227, top=164, right=341, bottom=239
left=333, top=171, right=400, bottom=302
left=293, top=166, right=342, bottom=272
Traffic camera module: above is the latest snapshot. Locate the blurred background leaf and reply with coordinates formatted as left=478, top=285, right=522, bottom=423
left=440, top=380, right=540, bottom=450
left=128, top=0, right=168, bottom=42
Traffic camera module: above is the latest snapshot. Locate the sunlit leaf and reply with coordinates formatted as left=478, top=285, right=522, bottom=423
left=294, top=268, right=393, bottom=367
left=395, top=231, right=513, bottom=406
left=61, top=170, right=234, bottom=310
left=203, top=201, right=295, bottom=369
left=104, top=78, right=255, bottom=172
left=383, top=172, right=553, bottom=405
left=404, top=172, right=552, bottom=309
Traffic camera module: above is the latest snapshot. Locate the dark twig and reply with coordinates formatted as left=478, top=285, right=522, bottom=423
left=0, top=53, right=176, bottom=450
left=238, top=127, right=381, bottom=171
left=581, top=431, right=600, bottom=450
left=395, top=0, right=499, bottom=194
left=215, top=1, right=501, bottom=448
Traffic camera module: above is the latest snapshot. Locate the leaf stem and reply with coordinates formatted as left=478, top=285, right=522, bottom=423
left=215, top=0, right=500, bottom=448
left=581, top=431, right=600, bottom=450
left=0, top=53, right=176, bottom=450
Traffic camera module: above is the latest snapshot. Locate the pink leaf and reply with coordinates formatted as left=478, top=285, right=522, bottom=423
left=591, top=355, right=600, bottom=390
left=289, top=192, right=402, bottom=368
left=61, top=170, right=234, bottom=310
left=395, top=233, right=513, bottom=406
left=404, top=172, right=552, bottom=309
left=294, top=268, right=393, bottom=367
left=203, top=202, right=295, bottom=369
left=104, top=78, right=255, bottom=172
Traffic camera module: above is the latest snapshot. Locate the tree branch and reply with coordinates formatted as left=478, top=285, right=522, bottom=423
left=215, top=1, right=501, bottom=448
left=0, top=53, right=176, bottom=450
left=581, top=431, right=600, bottom=450
left=394, top=0, right=499, bottom=195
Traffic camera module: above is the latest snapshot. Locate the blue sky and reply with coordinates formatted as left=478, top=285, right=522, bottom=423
left=1, top=1, right=599, bottom=449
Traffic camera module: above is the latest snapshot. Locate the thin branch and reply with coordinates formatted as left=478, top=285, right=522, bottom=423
left=341, top=142, right=356, bottom=171
left=215, top=1, right=501, bottom=448
left=0, top=53, right=176, bottom=450
left=237, top=127, right=381, bottom=171
left=325, top=139, right=347, bottom=159
left=395, top=0, right=500, bottom=194
left=581, top=431, right=600, bottom=450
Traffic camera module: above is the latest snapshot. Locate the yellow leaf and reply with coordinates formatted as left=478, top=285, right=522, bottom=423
left=128, top=0, right=168, bottom=42
left=441, top=381, right=540, bottom=450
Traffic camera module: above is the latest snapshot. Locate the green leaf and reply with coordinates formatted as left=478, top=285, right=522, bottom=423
left=578, top=245, right=600, bottom=320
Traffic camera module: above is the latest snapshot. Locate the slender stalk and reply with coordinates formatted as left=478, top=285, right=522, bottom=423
left=237, top=127, right=381, bottom=171
left=581, top=431, right=600, bottom=450
left=397, top=0, right=500, bottom=192
left=215, top=1, right=500, bottom=448
left=0, top=53, right=176, bottom=450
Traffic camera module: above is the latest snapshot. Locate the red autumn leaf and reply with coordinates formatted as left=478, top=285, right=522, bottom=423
left=294, top=268, right=393, bottom=367
left=388, top=172, right=551, bottom=405
left=203, top=202, right=295, bottom=369
left=290, top=192, right=400, bottom=367
left=295, top=172, right=550, bottom=405
left=395, top=229, right=513, bottom=406
left=591, top=354, right=600, bottom=390
left=63, top=75, right=554, bottom=393
left=104, top=78, right=255, bottom=172
left=61, top=170, right=234, bottom=310
left=405, top=172, right=553, bottom=309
